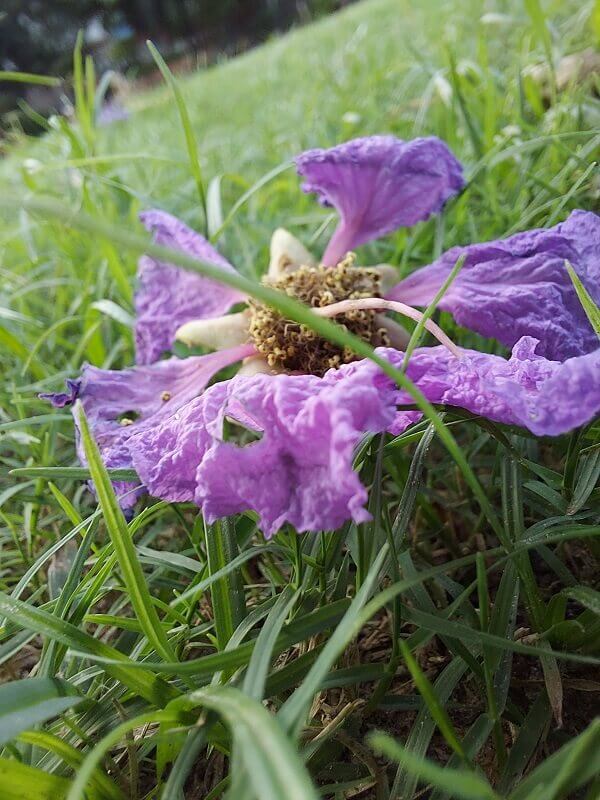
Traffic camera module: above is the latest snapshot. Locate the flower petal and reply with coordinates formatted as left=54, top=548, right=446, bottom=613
left=130, top=359, right=399, bottom=535
left=175, top=310, right=251, bottom=350
left=127, top=339, right=599, bottom=531
left=296, top=136, right=464, bottom=265
left=135, top=210, right=247, bottom=364
left=389, top=338, right=600, bottom=436
left=268, top=228, right=316, bottom=278
left=388, top=210, right=600, bottom=360
left=41, top=345, right=254, bottom=508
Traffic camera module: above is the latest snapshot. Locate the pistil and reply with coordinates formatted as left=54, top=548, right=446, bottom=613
left=313, top=298, right=460, bottom=358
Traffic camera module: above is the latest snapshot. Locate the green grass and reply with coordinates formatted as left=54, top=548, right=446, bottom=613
left=0, top=0, right=599, bottom=798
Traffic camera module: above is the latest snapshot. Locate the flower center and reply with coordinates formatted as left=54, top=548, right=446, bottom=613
left=248, top=256, right=390, bottom=376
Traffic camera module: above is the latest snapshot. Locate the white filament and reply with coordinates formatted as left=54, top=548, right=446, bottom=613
left=313, top=298, right=461, bottom=359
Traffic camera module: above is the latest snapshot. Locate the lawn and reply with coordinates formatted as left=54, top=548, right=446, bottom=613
left=0, top=0, right=599, bottom=798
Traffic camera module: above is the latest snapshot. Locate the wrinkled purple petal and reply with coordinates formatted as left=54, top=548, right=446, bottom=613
left=40, top=379, right=81, bottom=408
left=389, top=338, right=600, bottom=436
left=296, top=136, right=464, bottom=265
left=388, top=210, right=600, bottom=360
left=135, top=210, right=247, bottom=364
left=42, top=345, right=254, bottom=509
left=129, top=338, right=599, bottom=535
left=130, top=358, right=399, bottom=536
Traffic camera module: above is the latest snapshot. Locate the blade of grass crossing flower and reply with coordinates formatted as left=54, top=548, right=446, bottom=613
left=402, top=254, right=466, bottom=366
left=8, top=196, right=506, bottom=549
left=369, top=733, right=499, bottom=800
left=566, top=261, right=600, bottom=337
left=147, top=40, right=207, bottom=230
left=10, top=466, right=139, bottom=481
left=204, top=516, right=246, bottom=651
left=76, top=402, right=177, bottom=663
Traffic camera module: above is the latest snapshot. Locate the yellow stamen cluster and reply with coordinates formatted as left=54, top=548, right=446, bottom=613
left=248, top=255, right=390, bottom=376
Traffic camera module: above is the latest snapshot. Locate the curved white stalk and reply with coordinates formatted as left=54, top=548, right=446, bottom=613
left=313, top=298, right=461, bottom=359
left=176, top=310, right=250, bottom=350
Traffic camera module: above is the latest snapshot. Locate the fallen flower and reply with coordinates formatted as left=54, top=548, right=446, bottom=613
left=43, top=135, right=600, bottom=533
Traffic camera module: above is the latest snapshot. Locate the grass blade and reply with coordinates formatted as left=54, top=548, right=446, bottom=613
left=566, top=261, right=600, bottom=337
left=0, top=758, right=73, bottom=800
left=76, top=402, right=177, bottom=663
left=0, top=591, right=179, bottom=706
left=147, top=40, right=207, bottom=229
left=399, top=640, right=468, bottom=763
left=182, top=687, right=319, bottom=800
left=370, top=733, right=499, bottom=800
left=204, top=516, right=246, bottom=651
left=0, top=677, right=82, bottom=748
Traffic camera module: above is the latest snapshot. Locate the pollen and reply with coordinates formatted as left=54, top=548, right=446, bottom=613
left=161, top=391, right=171, bottom=402
left=248, top=255, right=390, bottom=376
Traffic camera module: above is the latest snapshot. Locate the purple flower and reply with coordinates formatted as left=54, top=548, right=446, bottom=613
left=121, top=338, right=599, bottom=536
left=390, top=337, right=600, bottom=438
left=135, top=210, right=247, bottom=365
left=296, top=136, right=464, bottom=265
left=43, top=345, right=254, bottom=508
left=42, top=134, right=600, bottom=534
left=387, top=209, right=600, bottom=360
